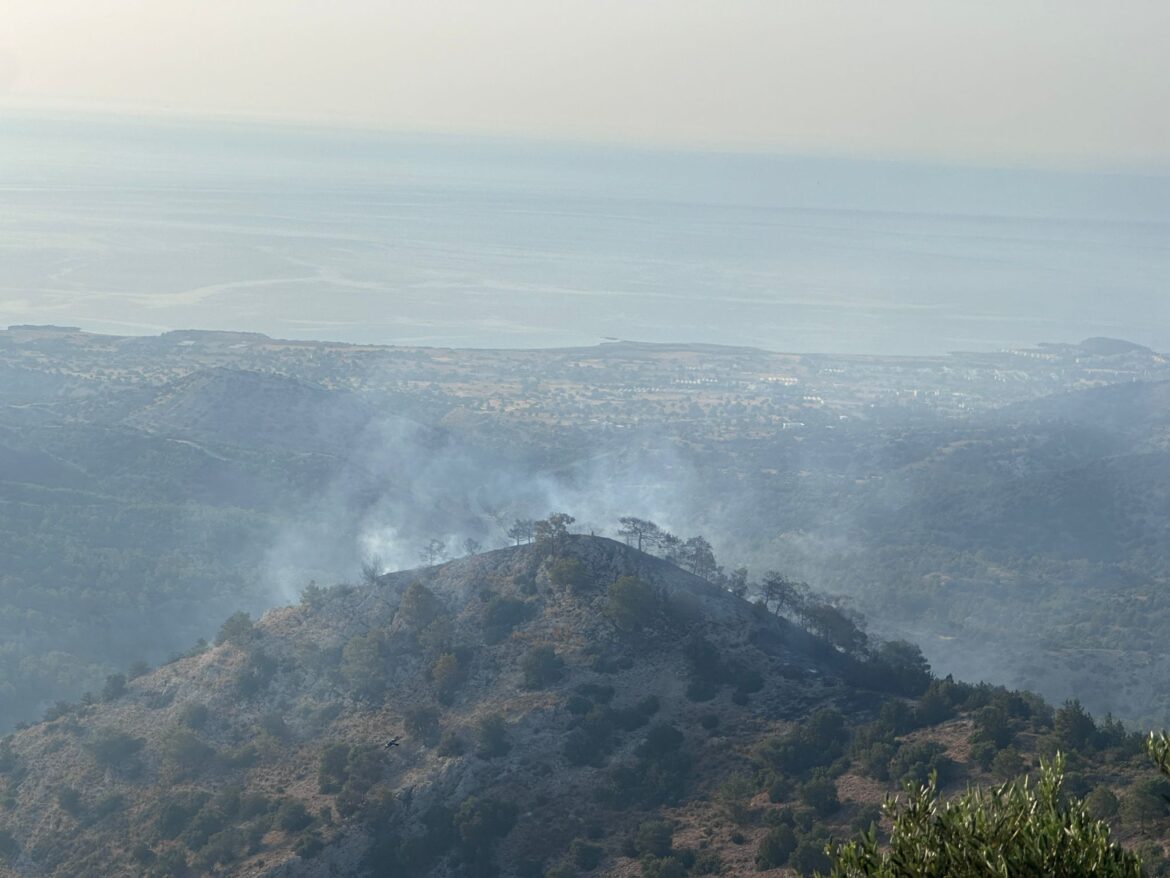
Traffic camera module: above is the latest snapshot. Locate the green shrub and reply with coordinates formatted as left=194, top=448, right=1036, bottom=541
left=234, top=650, right=277, bottom=699
left=577, top=683, right=616, bottom=704
left=101, top=674, right=127, bottom=702
left=971, top=704, right=1015, bottom=750
left=1085, top=786, right=1120, bottom=820
left=522, top=646, right=565, bottom=689
left=341, top=630, right=390, bottom=701
left=294, top=833, right=325, bottom=860
left=483, top=597, right=533, bottom=644
left=432, top=652, right=465, bottom=703
left=639, top=724, right=684, bottom=758
left=155, top=791, right=211, bottom=840
left=640, top=856, right=687, bottom=878
left=754, top=708, right=847, bottom=778
left=146, top=847, right=188, bottom=878
left=437, top=730, right=466, bottom=757
left=88, top=728, right=145, bottom=769
left=855, top=740, right=897, bottom=781
left=564, top=726, right=609, bottom=768
left=889, top=740, right=953, bottom=788
left=756, top=825, right=796, bottom=869
left=455, top=796, right=518, bottom=863
left=852, top=804, right=883, bottom=834
left=319, top=743, right=351, bottom=793
left=549, top=558, right=592, bottom=593
left=791, top=833, right=832, bottom=876
left=607, top=576, right=658, bottom=631
left=604, top=732, right=692, bottom=809
left=159, top=726, right=216, bottom=780
left=220, top=744, right=259, bottom=770
left=191, top=827, right=246, bottom=869
left=476, top=714, right=511, bottom=759
left=990, top=747, right=1023, bottom=780
left=570, top=837, right=604, bottom=870
left=180, top=806, right=228, bottom=851
left=717, top=773, right=756, bottom=825
left=799, top=776, right=840, bottom=817
left=404, top=705, right=442, bottom=746
left=89, top=792, right=126, bottom=822
left=767, top=777, right=792, bottom=803
left=398, top=582, right=445, bottom=629
left=610, top=704, right=652, bottom=732
left=1054, top=700, right=1098, bottom=753
left=215, top=611, right=255, bottom=646
left=276, top=800, right=314, bottom=833
left=693, top=849, right=723, bottom=874
left=634, top=820, right=673, bottom=858
left=55, top=785, right=83, bottom=817
left=176, top=702, right=210, bottom=731
left=685, top=679, right=718, bottom=702
left=259, top=712, right=290, bottom=740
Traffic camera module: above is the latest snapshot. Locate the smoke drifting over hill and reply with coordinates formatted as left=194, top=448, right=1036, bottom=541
left=262, top=415, right=716, bottom=603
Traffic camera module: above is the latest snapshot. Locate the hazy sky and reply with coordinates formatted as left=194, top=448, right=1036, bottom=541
left=2, top=1, right=1169, bottom=169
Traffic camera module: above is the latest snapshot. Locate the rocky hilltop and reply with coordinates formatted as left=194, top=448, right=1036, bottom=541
left=0, top=536, right=1161, bottom=877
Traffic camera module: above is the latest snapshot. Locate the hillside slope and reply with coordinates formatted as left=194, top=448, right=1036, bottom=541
left=0, top=536, right=1164, bottom=878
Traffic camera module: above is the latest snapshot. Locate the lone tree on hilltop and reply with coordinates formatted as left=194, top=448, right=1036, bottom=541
left=360, top=555, right=384, bottom=586
left=533, top=513, right=575, bottom=547
left=617, top=517, right=664, bottom=552
left=419, top=538, right=447, bottom=566
left=506, top=518, right=534, bottom=546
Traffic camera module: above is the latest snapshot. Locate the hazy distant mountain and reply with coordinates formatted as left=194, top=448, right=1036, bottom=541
left=119, top=368, right=375, bottom=456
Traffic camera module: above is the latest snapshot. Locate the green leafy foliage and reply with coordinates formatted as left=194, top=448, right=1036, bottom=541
left=341, top=630, right=391, bottom=701
left=215, top=612, right=255, bottom=647
left=756, top=824, right=797, bottom=870
left=607, top=576, right=659, bottom=631
left=405, top=705, right=443, bottom=746
left=431, top=650, right=468, bottom=704
left=398, top=583, right=446, bottom=630
left=87, top=728, right=145, bottom=769
left=158, top=726, right=216, bottom=781
left=755, top=708, right=848, bottom=778
left=826, top=755, right=1142, bottom=877
left=798, top=775, right=840, bottom=817
left=455, top=796, right=518, bottom=875
left=569, top=837, right=603, bottom=870
left=548, top=557, right=592, bottom=593
left=476, top=714, right=511, bottom=759
left=483, top=596, right=534, bottom=644
left=521, top=645, right=565, bottom=689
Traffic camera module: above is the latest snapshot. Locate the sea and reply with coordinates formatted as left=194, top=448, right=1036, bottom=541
left=1, top=108, right=1168, bottom=355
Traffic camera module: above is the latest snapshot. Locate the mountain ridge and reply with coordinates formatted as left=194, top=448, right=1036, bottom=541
left=0, top=536, right=905, bottom=877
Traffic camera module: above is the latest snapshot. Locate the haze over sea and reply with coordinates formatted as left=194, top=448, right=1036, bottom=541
left=2, top=110, right=1169, bottom=355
